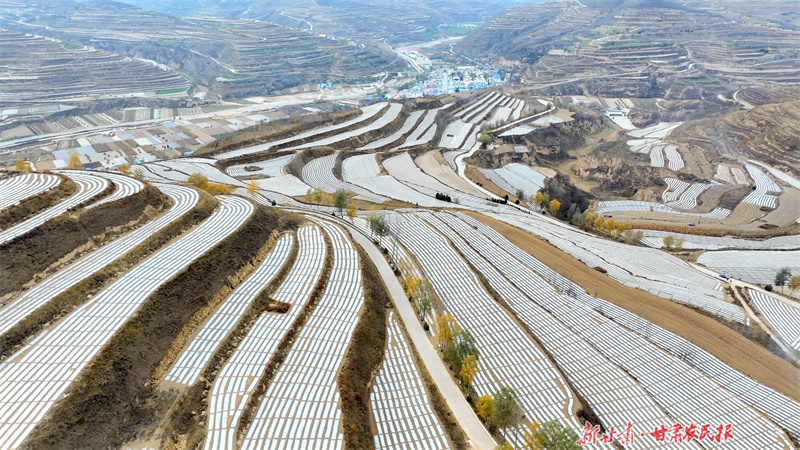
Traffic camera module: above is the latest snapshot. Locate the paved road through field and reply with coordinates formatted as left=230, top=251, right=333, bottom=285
left=315, top=213, right=497, bottom=449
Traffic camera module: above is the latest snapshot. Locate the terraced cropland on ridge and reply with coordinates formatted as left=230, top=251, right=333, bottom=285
left=0, top=31, right=190, bottom=107
left=0, top=173, right=62, bottom=212
left=1, top=83, right=800, bottom=450
left=0, top=1, right=404, bottom=104
left=456, top=0, right=800, bottom=98
left=0, top=171, right=108, bottom=245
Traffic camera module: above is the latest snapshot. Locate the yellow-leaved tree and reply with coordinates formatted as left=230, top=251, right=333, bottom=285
left=460, top=355, right=477, bottom=386
left=68, top=153, right=82, bottom=170
left=476, top=394, right=494, bottom=421
left=789, top=275, right=800, bottom=295
left=119, top=163, right=131, bottom=175
left=549, top=199, right=560, bottom=216
left=14, top=159, right=28, bottom=172
left=247, top=178, right=259, bottom=199
left=188, top=173, right=208, bottom=188
left=521, top=422, right=543, bottom=450
left=403, top=273, right=421, bottom=300
left=437, top=313, right=458, bottom=348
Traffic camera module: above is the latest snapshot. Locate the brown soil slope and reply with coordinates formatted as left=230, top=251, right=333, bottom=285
left=466, top=211, right=800, bottom=403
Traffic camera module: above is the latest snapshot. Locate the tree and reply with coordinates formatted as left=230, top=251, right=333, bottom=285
left=333, top=188, right=347, bottom=216
left=622, top=229, right=642, bottom=244
left=305, top=188, right=314, bottom=205
left=549, top=199, right=561, bottom=216
left=788, top=275, right=800, bottom=295
left=460, top=354, right=477, bottom=386
left=515, top=189, right=526, bottom=202
left=476, top=394, right=494, bottom=421
left=491, top=386, right=521, bottom=430
left=205, top=182, right=234, bottom=195
left=663, top=235, right=675, bottom=250
left=247, top=178, right=259, bottom=199
left=444, top=328, right=479, bottom=372
left=604, top=219, right=616, bottom=233
left=437, top=313, right=458, bottom=348
left=478, top=133, right=493, bottom=148
left=531, top=192, right=544, bottom=207
left=133, top=168, right=145, bottom=181
left=415, top=292, right=433, bottom=322
left=537, top=192, right=550, bottom=208
left=571, top=210, right=583, bottom=225
left=522, top=421, right=581, bottom=450
left=118, top=163, right=131, bottom=175
left=522, top=422, right=544, bottom=450
left=775, top=267, right=792, bottom=287
left=566, top=203, right=578, bottom=222
left=14, top=159, right=27, bottom=172
left=367, top=213, right=389, bottom=245
left=403, top=273, right=421, bottom=299
left=188, top=173, right=208, bottom=188
left=675, top=237, right=685, bottom=251
left=313, top=188, right=323, bottom=207
left=413, top=279, right=433, bottom=323
left=68, top=153, right=82, bottom=170
left=592, top=216, right=603, bottom=230
left=346, top=204, right=357, bottom=222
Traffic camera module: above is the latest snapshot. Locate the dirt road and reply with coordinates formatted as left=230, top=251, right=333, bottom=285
left=467, top=211, right=800, bottom=403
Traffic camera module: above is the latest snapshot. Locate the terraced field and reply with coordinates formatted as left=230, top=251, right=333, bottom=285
left=0, top=2, right=403, bottom=104
left=0, top=173, right=62, bottom=212
left=0, top=172, right=108, bottom=245
left=2, top=87, right=799, bottom=450
left=0, top=31, right=189, bottom=106
left=0, top=196, right=252, bottom=449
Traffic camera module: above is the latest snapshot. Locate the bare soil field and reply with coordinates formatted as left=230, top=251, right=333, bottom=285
left=466, top=211, right=800, bottom=403
left=464, top=166, right=521, bottom=203
left=725, top=202, right=767, bottom=226
left=762, top=189, right=800, bottom=227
